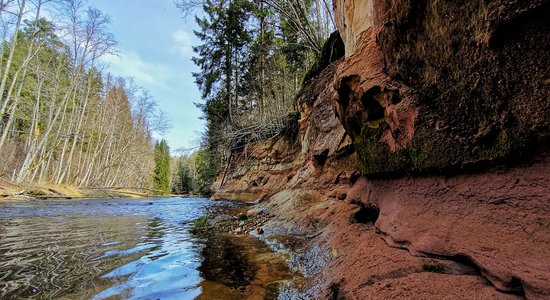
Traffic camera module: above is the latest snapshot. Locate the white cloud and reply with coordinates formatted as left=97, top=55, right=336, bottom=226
left=172, top=29, right=196, bottom=58
left=102, top=50, right=173, bottom=89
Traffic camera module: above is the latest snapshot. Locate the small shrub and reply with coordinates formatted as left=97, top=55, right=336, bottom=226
left=422, top=263, right=446, bottom=273
left=193, top=215, right=210, bottom=230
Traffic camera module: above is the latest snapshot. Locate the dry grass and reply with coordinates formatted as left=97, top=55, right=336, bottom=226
left=0, top=178, right=154, bottom=201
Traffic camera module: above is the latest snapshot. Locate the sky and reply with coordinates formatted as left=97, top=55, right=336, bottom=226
left=92, top=0, right=203, bottom=153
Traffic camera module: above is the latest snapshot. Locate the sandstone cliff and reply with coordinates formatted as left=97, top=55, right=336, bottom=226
left=213, top=1, right=550, bottom=299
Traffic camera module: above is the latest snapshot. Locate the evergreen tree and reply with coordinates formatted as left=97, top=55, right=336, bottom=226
left=191, top=0, right=255, bottom=194
left=172, top=158, right=193, bottom=194
left=194, top=148, right=217, bottom=195
left=177, top=0, right=334, bottom=192
left=180, top=164, right=193, bottom=193
left=153, top=139, right=171, bottom=193
left=192, top=0, right=254, bottom=126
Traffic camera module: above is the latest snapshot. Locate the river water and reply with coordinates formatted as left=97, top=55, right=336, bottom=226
left=0, top=198, right=289, bottom=299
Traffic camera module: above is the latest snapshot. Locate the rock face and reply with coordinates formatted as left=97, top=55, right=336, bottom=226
left=334, top=0, right=550, bottom=175
left=334, top=0, right=375, bottom=57
left=348, top=158, right=550, bottom=298
left=212, top=0, right=550, bottom=299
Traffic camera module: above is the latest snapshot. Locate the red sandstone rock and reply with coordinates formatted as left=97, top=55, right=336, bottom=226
left=337, top=192, right=347, bottom=200
left=368, top=160, right=550, bottom=298
left=211, top=0, right=550, bottom=298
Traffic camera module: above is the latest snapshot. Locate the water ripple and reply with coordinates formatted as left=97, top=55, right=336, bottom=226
left=0, top=198, right=218, bottom=299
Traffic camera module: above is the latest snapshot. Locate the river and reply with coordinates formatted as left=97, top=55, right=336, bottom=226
left=0, top=198, right=292, bottom=299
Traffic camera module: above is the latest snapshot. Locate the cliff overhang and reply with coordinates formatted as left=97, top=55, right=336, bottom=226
left=212, top=1, right=550, bottom=298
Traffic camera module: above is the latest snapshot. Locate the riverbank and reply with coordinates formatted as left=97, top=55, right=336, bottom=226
left=212, top=151, right=550, bottom=299
left=0, top=178, right=163, bottom=201
left=190, top=203, right=304, bottom=299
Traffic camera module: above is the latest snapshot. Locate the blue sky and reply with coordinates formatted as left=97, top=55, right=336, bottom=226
left=92, top=0, right=203, bottom=153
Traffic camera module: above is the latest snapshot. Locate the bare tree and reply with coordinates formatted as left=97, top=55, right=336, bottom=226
left=265, top=0, right=334, bottom=54
left=1, top=0, right=158, bottom=189
left=174, top=0, right=206, bottom=17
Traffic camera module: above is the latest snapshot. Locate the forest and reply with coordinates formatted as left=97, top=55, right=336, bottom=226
left=0, top=0, right=334, bottom=195
left=1, top=0, right=548, bottom=298
left=174, top=0, right=335, bottom=195
left=0, top=0, right=171, bottom=190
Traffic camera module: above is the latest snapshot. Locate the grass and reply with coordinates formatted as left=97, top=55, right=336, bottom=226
left=0, top=178, right=160, bottom=201
left=193, top=215, right=211, bottom=229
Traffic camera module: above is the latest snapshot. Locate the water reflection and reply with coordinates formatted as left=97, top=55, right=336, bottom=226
left=95, top=216, right=203, bottom=300
left=0, top=198, right=213, bottom=299
left=0, top=198, right=297, bottom=299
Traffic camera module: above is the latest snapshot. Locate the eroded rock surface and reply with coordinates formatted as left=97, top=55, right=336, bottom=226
left=334, top=0, right=549, bottom=175
left=212, top=0, right=550, bottom=298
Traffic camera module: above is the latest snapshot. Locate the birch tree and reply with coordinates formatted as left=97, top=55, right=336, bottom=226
left=1, top=0, right=161, bottom=189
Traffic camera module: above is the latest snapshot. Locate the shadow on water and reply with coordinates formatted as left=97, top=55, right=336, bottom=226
left=197, top=232, right=296, bottom=300
left=200, top=234, right=256, bottom=288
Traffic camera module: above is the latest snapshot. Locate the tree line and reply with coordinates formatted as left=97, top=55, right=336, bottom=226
left=0, top=0, right=167, bottom=189
left=149, top=138, right=211, bottom=196
left=176, top=0, right=334, bottom=193
left=0, top=0, right=336, bottom=195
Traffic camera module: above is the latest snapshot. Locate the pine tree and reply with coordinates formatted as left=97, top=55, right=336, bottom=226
left=172, top=158, right=194, bottom=194
left=179, top=0, right=334, bottom=191
left=190, top=0, right=256, bottom=193
left=180, top=164, right=193, bottom=193
left=153, top=139, right=171, bottom=193
left=192, top=0, right=254, bottom=125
